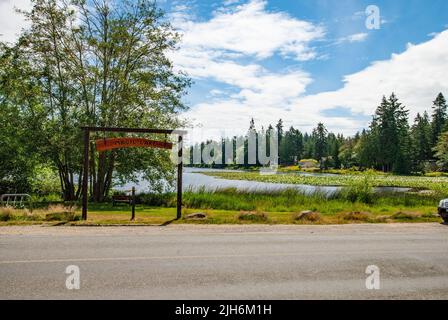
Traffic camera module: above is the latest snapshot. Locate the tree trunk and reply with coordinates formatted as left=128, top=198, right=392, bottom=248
left=92, top=151, right=115, bottom=202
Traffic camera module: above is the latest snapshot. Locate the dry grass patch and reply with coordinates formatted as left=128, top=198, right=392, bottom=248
left=237, top=211, right=268, bottom=222
left=0, top=206, right=15, bottom=221
left=391, top=211, right=422, bottom=220
left=340, top=211, right=371, bottom=222
left=45, top=205, right=79, bottom=221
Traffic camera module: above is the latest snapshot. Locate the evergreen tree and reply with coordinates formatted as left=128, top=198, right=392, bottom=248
left=434, top=131, right=448, bottom=171
left=370, top=93, right=411, bottom=173
left=279, top=127, right=303, bottom=165
left=431, top=93, right=447, bottom=150
left=302, top=133, right=314, bottom=159
left=410, top=112, right=432, bottom=171
left=312, top=123, right=328, bottom=166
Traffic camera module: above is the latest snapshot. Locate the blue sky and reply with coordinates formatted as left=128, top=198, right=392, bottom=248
left=1, top=0, right=447, bottom=142
left=158, top=0, right=448, bottom=141
left=164, top=0, right=447, bottom=96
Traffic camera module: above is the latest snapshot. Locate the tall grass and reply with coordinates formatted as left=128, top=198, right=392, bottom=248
left=340, top=175, right=374, bottom=204
left=135, top=186, right=439, bottom=213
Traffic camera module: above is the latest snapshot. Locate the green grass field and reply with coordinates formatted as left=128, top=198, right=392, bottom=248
left=0, top=187, right=443, bottom=225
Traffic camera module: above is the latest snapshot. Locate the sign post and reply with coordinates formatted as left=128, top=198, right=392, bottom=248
left=80, top=126, right=186, bottom=221
left=131, top=187, right=136, bottom=221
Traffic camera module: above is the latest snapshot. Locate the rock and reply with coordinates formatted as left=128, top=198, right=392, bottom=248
left=185, top=212, right=207, bottom=220
left=295, top=210, right=321, bottom=222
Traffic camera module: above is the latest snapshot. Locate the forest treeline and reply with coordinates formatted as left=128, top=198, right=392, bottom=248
left=189, top=92, right=448, bottom=174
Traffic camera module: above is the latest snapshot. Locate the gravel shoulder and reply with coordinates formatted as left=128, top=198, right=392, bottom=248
left=0, top=222, right=446, bottom=236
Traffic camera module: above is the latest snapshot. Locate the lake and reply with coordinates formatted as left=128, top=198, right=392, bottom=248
left=115, top=167, right=410, bottom=195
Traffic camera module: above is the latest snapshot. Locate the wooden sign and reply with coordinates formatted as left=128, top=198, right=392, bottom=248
left=95, top=138, right=173, bottom=152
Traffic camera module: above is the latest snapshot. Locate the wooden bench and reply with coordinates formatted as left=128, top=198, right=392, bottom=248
left=112, top=195, right=132, bottom=206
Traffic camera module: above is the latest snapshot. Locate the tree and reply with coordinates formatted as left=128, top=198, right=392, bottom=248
left=312, top=123, right=327, bottom=166
left=0, top=86, right=37, bottom=194
left=279, top=127, right=303, bottom=165
left=431, top=93, right=447, bottom=150
left=369, top=93, right=411, bottom=173
left=327, top=133, right=342, bottom=169
left=276, top=119, right=284, bottom=145
left=410, top=112, right=432, bottom=171
left=1, top=0, right=190, bottom=201
left=434, top=131, right=448, bottom=171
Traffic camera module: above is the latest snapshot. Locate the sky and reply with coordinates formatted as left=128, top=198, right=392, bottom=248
left=1, top=0, right=448, bottom=142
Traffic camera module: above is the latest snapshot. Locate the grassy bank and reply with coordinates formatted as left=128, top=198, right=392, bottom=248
left=0, top=188, right=443, bottom=225
left=200, top=171, right=448, bottom=192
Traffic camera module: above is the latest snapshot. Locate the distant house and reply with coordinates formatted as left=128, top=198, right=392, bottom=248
left=298, top=159, right=319, bottom=169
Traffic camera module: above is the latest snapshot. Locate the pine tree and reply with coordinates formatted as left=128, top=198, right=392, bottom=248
left=431, top=93, right=447, bottom=150
left=370, top=93, right=411, bottom=173
left=312, top=123, right=328, bottom=166
left=410, top=112, right=432, bottom=171
left=434, top=132, right=448, bottom=170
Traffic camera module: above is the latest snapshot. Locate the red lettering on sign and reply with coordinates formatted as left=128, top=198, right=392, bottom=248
left=95, top=138, right=173, bottom=152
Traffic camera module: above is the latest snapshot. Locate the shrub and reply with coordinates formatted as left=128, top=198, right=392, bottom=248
left=30, top=165, right=61, bottom=196
left=237, top=211, right=268, bottom=222
left=137, top=193, right=176, bottom=207
left=341, top=211, right=370, bottom=221
left=45, top=205, right=79, bottom=221
left=0, top=206, right=14, bottom=221
left=341, top=175, right=374, bottom=204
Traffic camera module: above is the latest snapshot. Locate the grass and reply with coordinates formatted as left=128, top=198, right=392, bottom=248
left=0, top=187, right=443, bottom=226
left=200, top=171, right=448, bottom=192
left=0, top=204, right=80, bottom=224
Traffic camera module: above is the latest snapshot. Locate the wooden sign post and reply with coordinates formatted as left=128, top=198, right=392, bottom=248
left=80, top=126, right=186, bottom=221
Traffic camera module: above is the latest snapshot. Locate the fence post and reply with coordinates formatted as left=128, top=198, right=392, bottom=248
left=131, top=187, right=136, bottom=221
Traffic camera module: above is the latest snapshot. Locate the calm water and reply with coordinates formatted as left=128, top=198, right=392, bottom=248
left=115, top=167, right=410, bottom=195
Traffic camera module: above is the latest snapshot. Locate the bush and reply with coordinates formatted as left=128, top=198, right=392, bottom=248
left=30, top=165, right=61, bottom=196
left=237, top=211, right=268, bottom=222
left=137, top=193, right=176, bottom=207
left=341, top=175, right=374, bottom=204
left=0, top=207, right=14, bottom=221
left=341, top=211, right=370, bottom=221
left=44, top=205, right=79, bottom=221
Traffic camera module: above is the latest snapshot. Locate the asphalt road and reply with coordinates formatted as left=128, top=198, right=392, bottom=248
left=1, top=223, right=448, bottom=299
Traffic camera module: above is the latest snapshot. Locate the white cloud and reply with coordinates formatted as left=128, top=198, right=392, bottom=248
left=346, top=33, right=368, bottom=43
left=333, top=33, right=368, bottom=46
left=0, top=0, right=31, bottom=43
left=171, top=0, right=326, bottom=140
left=182, top=30, right=448, bottom=141
left=173, top=0, right=325, bottom=61
left=296, top=30, right=448, bottom=119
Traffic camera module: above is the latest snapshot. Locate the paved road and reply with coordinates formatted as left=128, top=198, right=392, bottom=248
left=1, top=223, right=448, bottom=299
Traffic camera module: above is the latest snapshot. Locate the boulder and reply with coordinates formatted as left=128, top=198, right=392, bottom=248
left=295, top=210, right=321, bottom=222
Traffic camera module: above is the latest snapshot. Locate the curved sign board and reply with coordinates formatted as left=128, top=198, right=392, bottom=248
left=96, top=138, right=173, bottom=152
